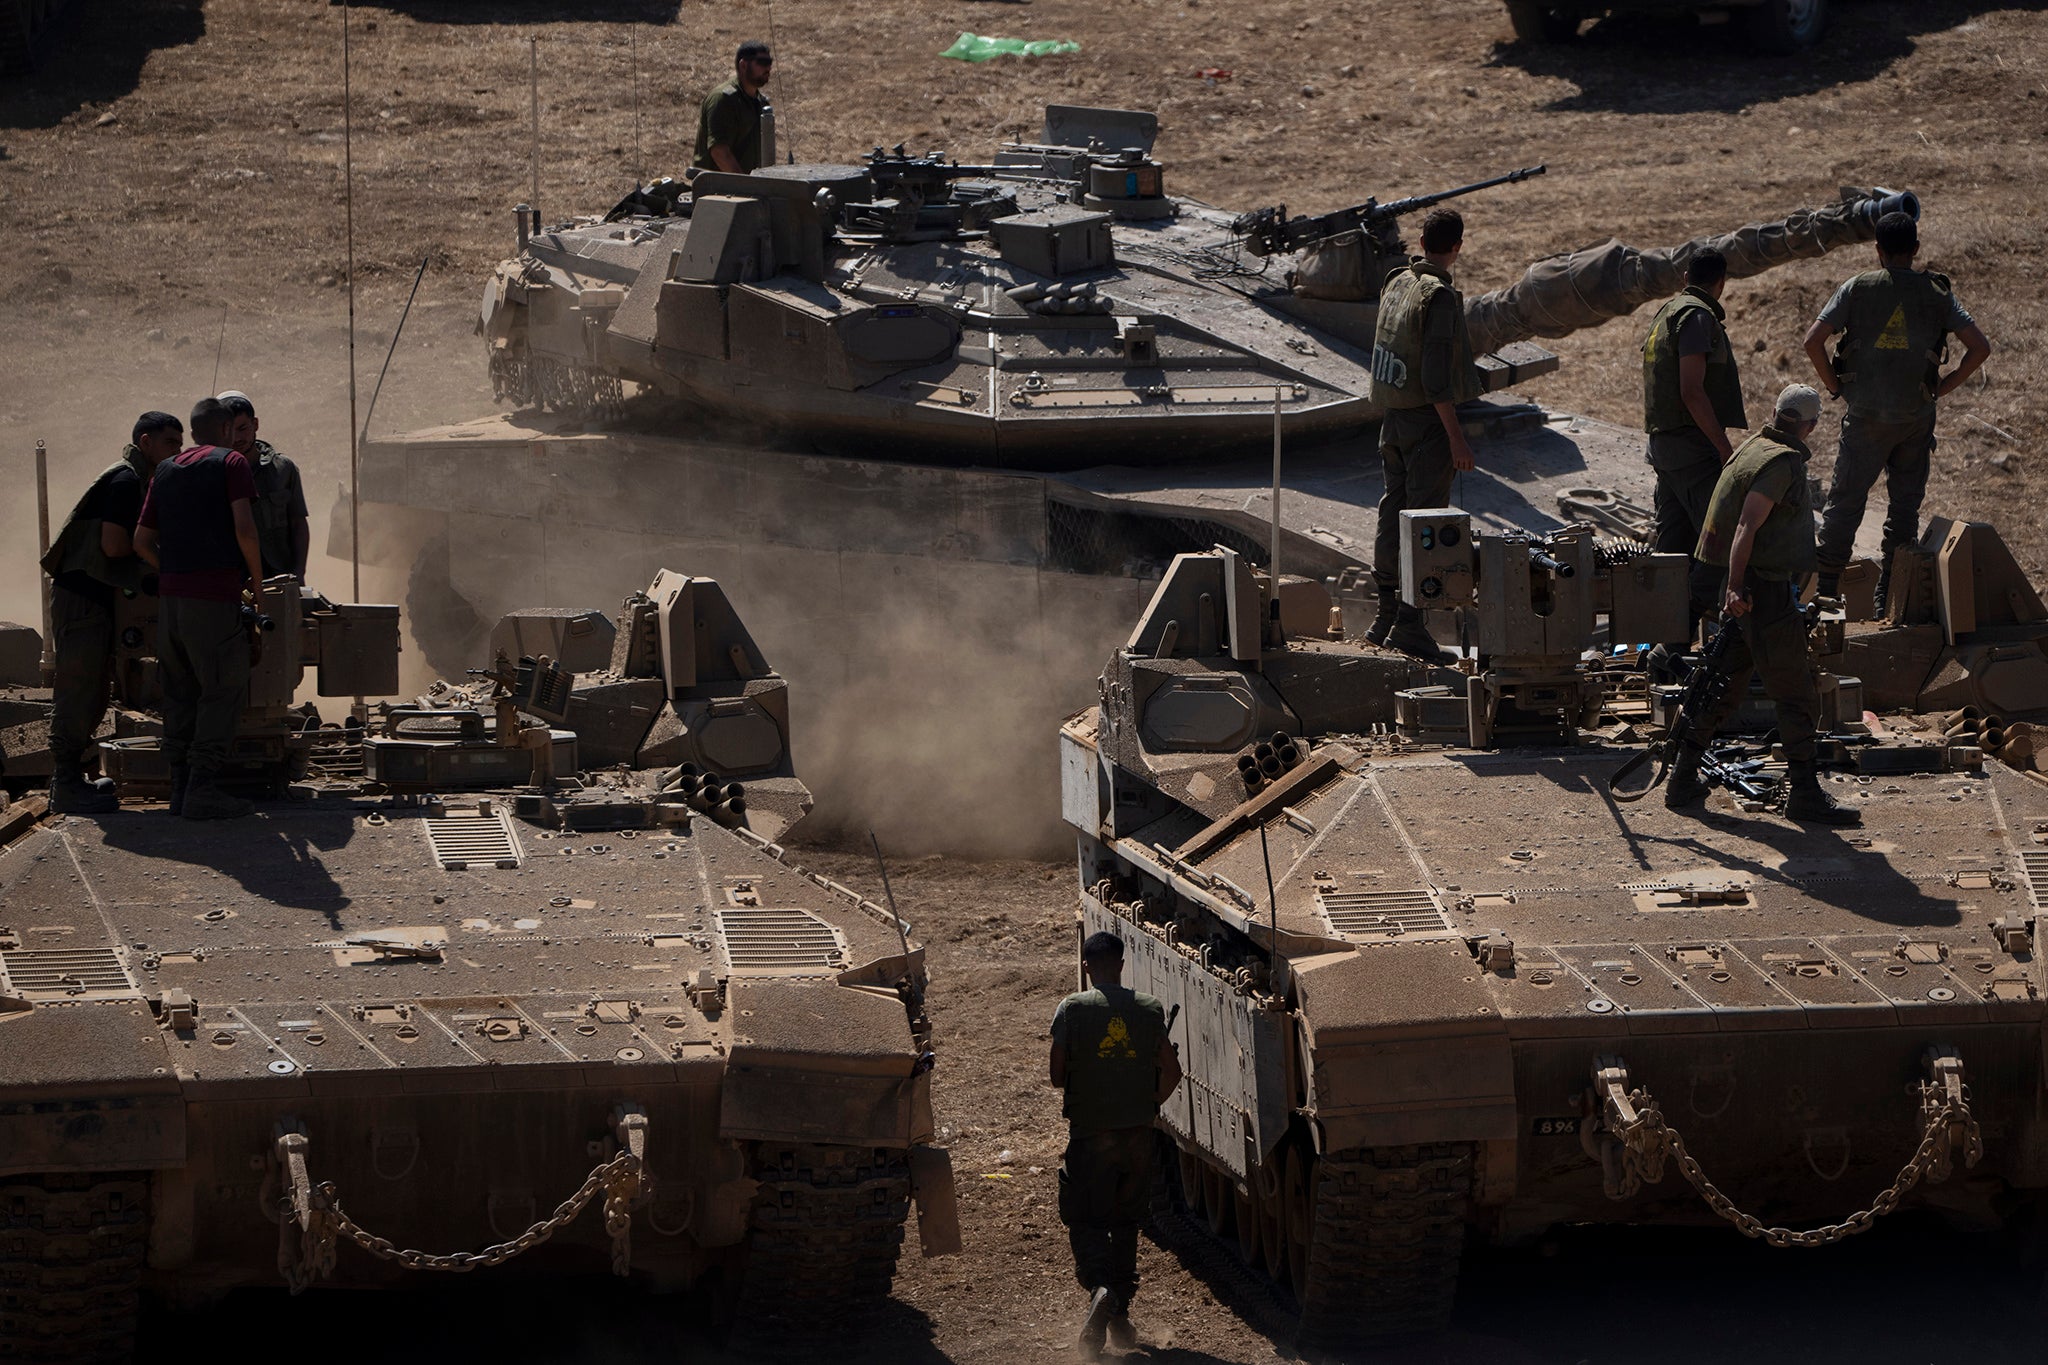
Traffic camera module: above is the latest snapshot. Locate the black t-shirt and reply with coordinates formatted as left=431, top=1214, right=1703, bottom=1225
left=54, top=462, right=146, bottom=607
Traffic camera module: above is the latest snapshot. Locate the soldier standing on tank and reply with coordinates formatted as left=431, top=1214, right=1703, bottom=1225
left=1803, top=212, right=1991, bottom=612
left=131, top=398, right=268, bottom=822
left=38, top=412, right=183, bottom=814
left=1641, top=248, right=1744, bottom=668
left=691, top=41, right=773, bottom=175
left=1050, top=931, right=1181, bottom=1361
left=1669, top=384, right=1858, bottom=826
left=1365, top=207, right=1482, bottom=663
left=217, top=391, right=309, bottom=582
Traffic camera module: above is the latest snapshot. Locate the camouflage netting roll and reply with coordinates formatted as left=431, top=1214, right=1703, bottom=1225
left=1463, top=188, right=1908, bottom=356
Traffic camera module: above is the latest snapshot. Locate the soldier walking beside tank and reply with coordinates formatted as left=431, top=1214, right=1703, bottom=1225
left=1803, top=212, right=1991, bottom=610
left=1366, top=208, right=1483, bottom=663
left=217, top=391, right=309, bottom=582
left=131, top=398, right=268, bottom=821
left=38, top=412, right=184, bottom=815
left=1642, top=248, right=1744, bottom=664
left=692, top=41, right=773, bottom=175
left=1050, top=931, right=1181, bottom=1361
left=1671, top=384, right=1858, bottom=826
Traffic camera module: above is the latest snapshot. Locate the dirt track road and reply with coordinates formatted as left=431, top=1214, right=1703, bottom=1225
left=4, top=0, right=2045, bottom=1359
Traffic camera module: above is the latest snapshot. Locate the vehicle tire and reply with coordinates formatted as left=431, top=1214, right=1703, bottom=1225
left=1741, top=0, right=1828, bottom=53
left=1504, top=3, right=1581, bottom=42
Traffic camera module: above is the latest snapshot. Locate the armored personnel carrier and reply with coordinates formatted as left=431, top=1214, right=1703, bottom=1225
left=1060, top=517, right=2048, bottom=1350
left=0, top=570, right=958, bottom=1362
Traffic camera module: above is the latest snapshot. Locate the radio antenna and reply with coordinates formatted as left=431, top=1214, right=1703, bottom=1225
left=529, top=36, right=541, bottom=214
left=361, top=256, right=428, bottom=447
left=209, top=307, right=229, bottom=393
left=630, top=29, right=643, bottom=187
left=342, top=0, right=362, bottom=602
left=765, top=0, right=795, bottom=161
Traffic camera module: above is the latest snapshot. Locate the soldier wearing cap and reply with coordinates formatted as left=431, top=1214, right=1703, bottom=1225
left=1365, top=207, right=1483, bottom=663
left=1050, top=931, right=1181, bottom=1361
left=38, top=412, right=184, bottom=814
left=692, top=41, right=774, bottom=175
left=1803, top=212, right=1991, bottom=611
left=1671, top=384, right=1858, bottom=826
left=217, top=391, right=309, bottom=581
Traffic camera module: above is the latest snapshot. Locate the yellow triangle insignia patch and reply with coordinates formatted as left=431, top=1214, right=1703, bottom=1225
left=1874, top=305, right=1910, bottom=350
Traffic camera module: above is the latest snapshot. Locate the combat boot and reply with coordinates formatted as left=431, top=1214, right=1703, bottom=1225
left=1663, top=741, right=1711, bottom=810
left=1106, top=1312, right=1139, bottom=1352
left=1784, top=761, right=1861, bottom=826
left=1383, top=606, right=1452, bottom=665
left=167, top=765, right=191, bottom=818
left=1815, top=572, right=1840, bottom=601
left=1363, top=589, right=1399, bottom=646
left=180, top=768, right=252, bottom=821
left=1078, top=1287, right=1119, bottom=1362
left=48, top=769, right=118, bottom=815
left=1873, top=560, right=1893, bottom=620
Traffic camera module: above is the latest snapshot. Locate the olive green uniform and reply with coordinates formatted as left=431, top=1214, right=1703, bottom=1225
left=691, top=79, right=769, bottom=173
left=1642, top=286, right=1746, bottom=626
left=1368, top=259, right=1482, bottom=595
left=1814, top=267, right=1972, bottom=577
left=1689, top=426, right=1822, bottom=761
left=1051, top=984, right=1168, bottom=1310
left=39, top=448, right=153, bottom=775
left=250, top=438, right=307, bottom=579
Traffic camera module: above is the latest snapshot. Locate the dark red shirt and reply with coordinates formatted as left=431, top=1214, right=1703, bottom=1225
left=138, top=445, right=258, bottom=602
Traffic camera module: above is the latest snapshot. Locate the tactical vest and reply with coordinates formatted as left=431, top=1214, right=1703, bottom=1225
left=1642, top=287, right=1746, bottom=435
left=1369, top=260, right=1482, bottom=410
left=1057, top=987, right=1166, bottom=1134
left=150, top=447, right=244, bottom=577
left=1695, top=428, right=1816, bottom=581
left=250, top=441, right=298, bottom=576
left=38, top=447, right=152, bottom=593
left=1832, top=268, right=1952, bottom=421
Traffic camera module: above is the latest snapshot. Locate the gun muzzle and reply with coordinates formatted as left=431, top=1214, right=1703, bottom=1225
left=1528, top=546, right=1575, bottom=578
left=239, top=605, right=276, bottom=632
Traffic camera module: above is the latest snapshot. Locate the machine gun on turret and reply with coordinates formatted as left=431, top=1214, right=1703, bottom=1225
left=846, top=147, right=1017, bottom=240
left=1232, top=164, right=1547, bottom=258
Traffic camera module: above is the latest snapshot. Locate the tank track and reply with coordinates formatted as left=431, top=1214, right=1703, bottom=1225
left=735, top=1144, right=911, bottom=1333
left=0, top=1172, right=151, bottom=1365
left=1296, top=1144, right=1473, bottom=1352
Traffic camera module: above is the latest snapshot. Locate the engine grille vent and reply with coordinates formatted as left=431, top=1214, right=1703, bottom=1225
left=2024, top=851, right=2048, bottom=909
left=0, top=947, right=138, bottom=1000
left=1315, top=887, right=1452, bottom=942
left=715, top=907, right=848, bottom=975
left=423, top=809, right=523, bottom=870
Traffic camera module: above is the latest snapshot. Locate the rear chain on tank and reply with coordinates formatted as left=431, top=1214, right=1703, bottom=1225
left=1295, top=1144, right=1473, bottom=1352
left=1606, top=1074, right=1983, bottom=1248
left=732, top=1143, right=912, bottom=1340
left=0, top=1172, right=151, bottom=1365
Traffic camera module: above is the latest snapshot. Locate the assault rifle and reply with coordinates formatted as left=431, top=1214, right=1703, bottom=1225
left=1609, top=615, right=1740, bottom=802
left=1231, top=164, right=1546, bottom=258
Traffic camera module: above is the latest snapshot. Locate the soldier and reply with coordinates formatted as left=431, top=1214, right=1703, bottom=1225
left=217, top=391, right=309, bottom=581
left=1803, top=212, right=1991, bottom=610
left=1641, top=248, right=1744, bottom=662
left=1366, top=207, right=1482, bottom=663
left=38, top=412, right=183, bottom=814
left=131, top=398, right=267, bottom=821
left=691, top=40, right=774, bottom=175
left=1049, top=931, right=1181, bottom=1361
left=1670, top=384, right=1858, bottom=826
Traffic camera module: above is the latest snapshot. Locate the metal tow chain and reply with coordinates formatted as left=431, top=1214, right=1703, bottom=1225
left=1595, top=1052, right=1982, bottom=1249
left=274, top=1107, right=648, bottom=1289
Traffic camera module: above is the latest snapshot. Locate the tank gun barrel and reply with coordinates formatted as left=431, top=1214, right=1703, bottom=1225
left=1234, top=164, right=1546, bottom=258
left=1464, top=186, right=1920, bottom=355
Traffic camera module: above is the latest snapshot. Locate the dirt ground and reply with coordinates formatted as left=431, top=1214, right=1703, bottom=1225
left=4, top=0, right=2047, bottom=1359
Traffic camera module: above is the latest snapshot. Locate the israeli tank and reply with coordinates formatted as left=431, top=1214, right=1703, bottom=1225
left=1060, top=515, right=2048, bottom=1351
left=0, top=570, right=957, bottom=1361
left=474, top=103, right=1906, bottom=468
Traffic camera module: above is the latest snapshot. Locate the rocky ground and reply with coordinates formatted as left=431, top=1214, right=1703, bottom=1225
left=5, top=0, right=2046, bottom=1359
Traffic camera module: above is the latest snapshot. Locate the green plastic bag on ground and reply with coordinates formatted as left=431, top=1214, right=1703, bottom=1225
left=941, top=32, right=1081, bottom=62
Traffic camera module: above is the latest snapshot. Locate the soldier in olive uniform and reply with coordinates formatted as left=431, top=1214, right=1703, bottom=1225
left=218, top=392, right=309, bottom=581
left=1641, top=248, right=1744, bottom=658
left=1672, top=384, right=1858, bottom=826
left=38, top=412, right=183, bottom=813
left=1366, top=208, right=1482, bottom=663
left=1050, top=931, right=1181, bottom=1361
left=1803, top=212, right=1991, bottom=610
left=691, top=41, right=774, bottom=175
